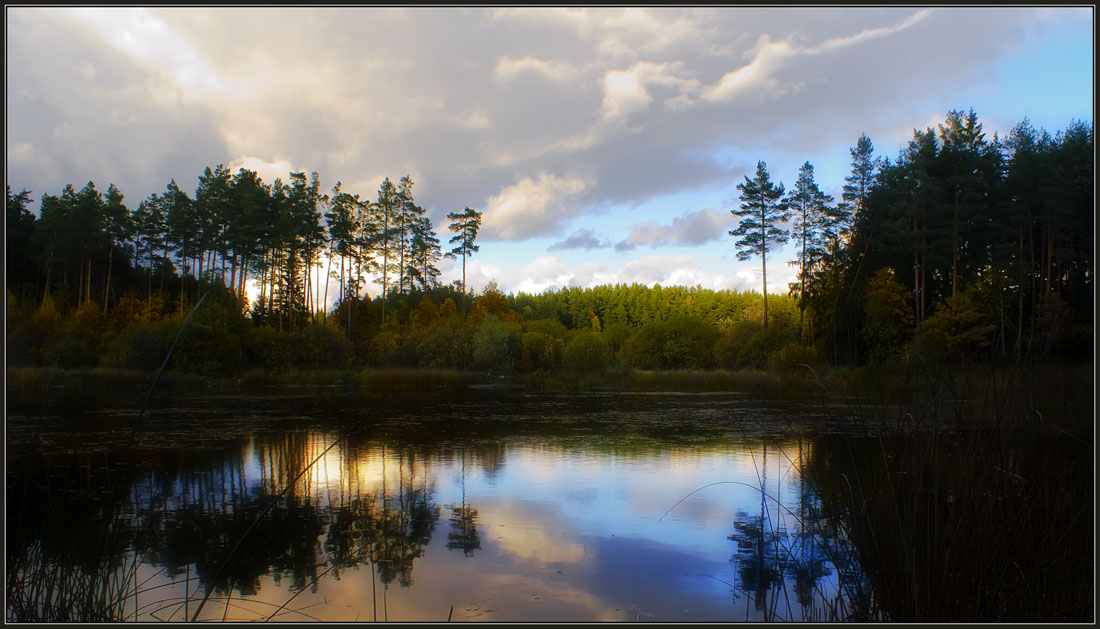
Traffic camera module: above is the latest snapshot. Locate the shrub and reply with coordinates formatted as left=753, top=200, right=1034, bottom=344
left=620, top=316, right=721, bottom=370
left=562, top=332, right=611, bottom=374
left=293, top=321, right=353, bottom=369
left=244, top=324, right=293, bottom=370
left=714, top=321, right=795, bottom=371
left=767, top=342, right=823, bottom=378
left=472, top=314, right=520, bottom=373
left=101, top=319, right=178, bottom=370
left=912, top=290, right=995, bottom=362
left=417, top=319, right=474, bottom=369
left=520, top=332, right=564, bottom=372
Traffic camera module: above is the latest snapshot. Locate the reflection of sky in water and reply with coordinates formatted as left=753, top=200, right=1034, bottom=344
left=302, top=440, right=820, bottom=621
left=133, top=439, right=832, bottom=621
left=11, top=393, right=851, bottom=622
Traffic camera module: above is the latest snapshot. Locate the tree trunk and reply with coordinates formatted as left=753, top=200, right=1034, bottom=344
left=761, top=213, right=769, bottom=329
left=103, top=243, right=114, bottom=312
left=952, top=187, right=960, bottom=301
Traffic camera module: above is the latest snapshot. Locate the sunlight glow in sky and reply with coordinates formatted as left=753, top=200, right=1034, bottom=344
left=6, top=6, right=1093, bottom=305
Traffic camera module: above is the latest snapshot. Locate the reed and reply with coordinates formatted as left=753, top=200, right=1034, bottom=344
left=805, top=360, right=1094, bottom=622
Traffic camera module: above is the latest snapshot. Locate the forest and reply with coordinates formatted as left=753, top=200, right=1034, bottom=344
left=5, top=109, right=1094, bottom=378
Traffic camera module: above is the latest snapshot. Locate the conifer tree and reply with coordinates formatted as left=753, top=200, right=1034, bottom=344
left=446, top=207, right=483, bottom=296
left=731, top=161, right=789, bottom=328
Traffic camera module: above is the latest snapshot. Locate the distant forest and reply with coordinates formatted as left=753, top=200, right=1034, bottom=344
left=5, top=110, right=1093, bottom=375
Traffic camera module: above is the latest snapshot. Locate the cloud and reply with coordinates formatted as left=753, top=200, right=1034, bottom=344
left=616, top=209, right=731, bottom=251
left=494, top=56, right=578, bottom=84
left=600, top=61, right=700, bottom=122
left=700, top=9, right=932, bottom=105
left=7, top=6, right=1079, bottom=296
left=482, top=172, right=592, bottom=241
left=549, top=229, right=611, bottom=251
left=225, top=156, right=301, bottom=187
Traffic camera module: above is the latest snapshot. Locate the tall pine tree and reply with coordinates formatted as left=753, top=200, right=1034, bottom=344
left=731, top=161, right=789, bottom=328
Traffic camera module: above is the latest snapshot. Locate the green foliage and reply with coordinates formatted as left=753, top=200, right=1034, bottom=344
left=101, top=319, right=178, bottom=370
left=5, top=111, right=1092, bottom=375
left=618, top=316, right=720, bottom=370
left=862, top=267, right=914, bottom=363
left=714, top=321, right=796, bottom=371
left=520, top=331, right=564, bottom=372
left=367, top=326, right=403, bottom=367
left=767, top=342, right=823, bottom=379
left=562, top=332, right=611, bottom=374
left=913, top=289, right=996, bottom=362
left=417, top=318, right=474, bottom=369
left=293, top=321, right=353, bottom=369
left=244, top=324, right=293, bottom=370
left=471, top=314, right=520, bottom=373
left=171, top=300, right=245, bottom=376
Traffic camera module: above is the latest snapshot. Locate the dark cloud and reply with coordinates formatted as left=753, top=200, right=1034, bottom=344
left=549, top=229, right=610, bottom=251
left=615, top=209, right=731, bottom=251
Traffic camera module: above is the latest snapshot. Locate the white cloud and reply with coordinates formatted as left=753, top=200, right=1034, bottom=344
left=512, top=256, right=575, bottom=294
left=63, top=7, right=230, bottom=98
left=494, top=56, right=578, bottom=84
left=601, top=61, right=700, bottom=122
left=226, top=156, right=301, bottom=187
left=702, top=35, right=799, bottom=104
left=482, top=172, right=592, bottom=241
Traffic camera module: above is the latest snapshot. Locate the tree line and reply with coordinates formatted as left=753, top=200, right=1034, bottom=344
left=5, top=109, right=1093, bottom=375
left=729, top=109, right=1092, bottom=364
left=6, top=168, right=483, bottom=332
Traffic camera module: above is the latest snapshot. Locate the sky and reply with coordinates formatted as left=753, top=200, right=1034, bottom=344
left=5, top=6, right=1094, bottom=306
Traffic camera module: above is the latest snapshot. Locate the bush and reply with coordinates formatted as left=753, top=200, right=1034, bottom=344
left=562, top=332, right=610, bottom=374
left=767, top=342, right=823, bottom=379
left=244, top=324, right=293, bottom=370
left=417, top=319, right=474, bottom=369
left=619, top=316, right=720, bottom=370
left=101, top=319, right=178, bottom=370
left=714, top=321, right=795, bottom=370
left=293, top=321, right=353, bottom=369
left=170, top=301, right=245, bottom=376
left=520, top=332, right=564, bottom=372
left=472, top=314, right=520, bottom=373
left=367, top=328, right=402, bottom=367
left=912, top=290, right=995, bottom=362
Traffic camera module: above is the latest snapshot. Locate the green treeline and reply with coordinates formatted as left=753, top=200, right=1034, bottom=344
left=5, top=109, right=1093, bottom=377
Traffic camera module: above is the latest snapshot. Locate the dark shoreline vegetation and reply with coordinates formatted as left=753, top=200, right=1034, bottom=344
left=6, top=107, right=1094, bottom=622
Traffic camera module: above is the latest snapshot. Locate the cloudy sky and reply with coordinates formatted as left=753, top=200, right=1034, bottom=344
left=6, top=6, right=1093, bottom=302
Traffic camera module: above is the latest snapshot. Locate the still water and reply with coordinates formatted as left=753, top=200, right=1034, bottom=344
left=7, top=389, right=871, bottom=622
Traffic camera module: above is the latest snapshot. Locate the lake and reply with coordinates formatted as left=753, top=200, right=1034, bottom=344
left=7, top=388, right=876, bottom=622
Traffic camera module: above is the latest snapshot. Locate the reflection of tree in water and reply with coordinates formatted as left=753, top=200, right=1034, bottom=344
left=373, top=447, right=440, bottom=588
left=791, top=438, right=832, bottom=611
left=445, top=449, right=481, bottom=556
left=726, top=439, right=872, bottom=622
left=93, top=433, right=446, bottom=618
left=730, top=512, right=784, bottom=612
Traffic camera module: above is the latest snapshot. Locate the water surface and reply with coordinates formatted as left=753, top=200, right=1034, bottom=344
left=7, top=389, right=869, bottom=622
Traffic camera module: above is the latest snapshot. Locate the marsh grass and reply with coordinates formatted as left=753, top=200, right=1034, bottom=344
left=6, top=541, right=139, bottom=622
left=804, top=360, right=1094, bottom=622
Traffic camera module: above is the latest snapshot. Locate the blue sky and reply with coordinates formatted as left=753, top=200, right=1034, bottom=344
left=6, top=6, right=1094, bottom=305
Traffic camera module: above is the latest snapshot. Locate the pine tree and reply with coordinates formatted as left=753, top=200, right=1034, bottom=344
left=446, top=207, right=483, bottom=296
left=784, top=161, right=833, bottom=339
left=731, top=161, right=789, bottom=328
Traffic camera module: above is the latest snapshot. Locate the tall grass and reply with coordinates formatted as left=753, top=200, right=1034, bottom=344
left=804, top=359, right=1093, bottom=622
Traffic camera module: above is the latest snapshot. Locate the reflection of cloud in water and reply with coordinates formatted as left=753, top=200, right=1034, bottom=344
left=469, top=574, right=630, bottom=622
left=478, top=500, right=587, bottom=564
